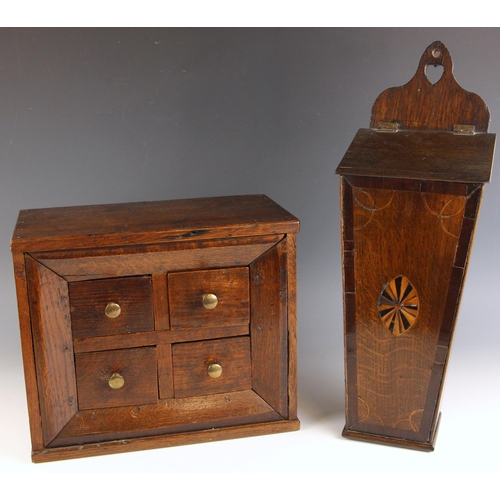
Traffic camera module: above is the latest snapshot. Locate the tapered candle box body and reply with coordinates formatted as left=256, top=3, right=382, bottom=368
left=336, top=42, right=495, bottom=450
left=11, top=194, right=299, bottom=462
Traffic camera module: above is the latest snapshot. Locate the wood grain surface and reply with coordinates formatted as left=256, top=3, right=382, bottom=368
left=336, top=129, right=495, bottom=183
left=172, top=337, right=251, bottom=398
left=11, top=194, right=300, bottom=461
left=25, top=256, right=78, bottom=446
left=11, top=194, right=299, bottom=252
left=33, top=235, right=282, bottom=281
left=69, top=276, right=154, bottom=338
left=12, top=252, right=44, bottom=451
left=338, top=41, right=494, bottom=450
left=168, top=267, right=250, bottom=329
left=342, top=176, right=481, bottom=443
left=32, top=419, right=300, bottom=463
left=370, top=41, right=490, bottom=132
left=49, top=390, right=283, bottom=448
left=75, top=347, right=158, bottom=410
left=250, top=239, right=289, bottom=418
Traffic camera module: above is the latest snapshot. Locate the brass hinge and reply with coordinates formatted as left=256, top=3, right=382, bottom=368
left=453, top=124, right=475, bottom=135
left=375, top=121, right=399, bottom=132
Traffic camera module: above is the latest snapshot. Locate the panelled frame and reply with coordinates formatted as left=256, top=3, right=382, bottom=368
left=11, top=195, right=300, bottom=462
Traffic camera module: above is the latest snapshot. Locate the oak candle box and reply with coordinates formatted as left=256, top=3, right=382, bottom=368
left=336, top=41, right=495, bottom=450
left=11, top=194, right=300, bottom=462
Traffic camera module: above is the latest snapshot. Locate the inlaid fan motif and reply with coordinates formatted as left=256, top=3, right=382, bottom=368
left=378, top=275, right=419, bottom=336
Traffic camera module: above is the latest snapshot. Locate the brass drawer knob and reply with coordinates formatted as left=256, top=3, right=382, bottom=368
left=105, top=302, right=121, bottom=318
left=207, top=363, right=222, bottom=379
left=108, top=373, right=125, bottom=389
left=202, top=293, right=218, bottom=310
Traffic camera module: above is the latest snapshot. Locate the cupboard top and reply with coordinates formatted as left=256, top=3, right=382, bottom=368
left=11, top=194, right=299, bottom=253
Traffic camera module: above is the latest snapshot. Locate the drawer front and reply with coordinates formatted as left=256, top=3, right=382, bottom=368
left=168, top=268, right=249, bottom=329
left=172, top=337, right=251, bottom=398
left=69, top=276, right=154, bottom=338
left=75, top=347, right=158, bottom=409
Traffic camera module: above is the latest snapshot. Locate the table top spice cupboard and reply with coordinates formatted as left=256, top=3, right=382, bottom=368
left=11, top=194, right=300, bottom=462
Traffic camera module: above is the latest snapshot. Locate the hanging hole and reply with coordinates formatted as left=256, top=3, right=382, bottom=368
left=432, top=48, right=441, bottom=58
left=425, top=64, right=444, bottom=84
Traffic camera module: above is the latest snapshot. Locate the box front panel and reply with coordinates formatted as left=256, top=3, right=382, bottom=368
left=19, top=233, right=296, bottom=459
left=342, top=176, right=481, bottom=444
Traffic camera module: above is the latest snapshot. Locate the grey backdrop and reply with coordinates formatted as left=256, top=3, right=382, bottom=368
left=1, top=28, right=499, bottom=483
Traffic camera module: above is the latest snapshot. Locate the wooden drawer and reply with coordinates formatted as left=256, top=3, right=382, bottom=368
left=75, top=347, right=158, bottom=410
left=168, top=268, right=249, bottom=329
left=69, top=276, right=154, bottom=339
left=172, top=337, right=251, bottom=398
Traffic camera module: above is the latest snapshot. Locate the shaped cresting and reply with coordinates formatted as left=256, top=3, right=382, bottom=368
left=336, top=41, right=495, bottom=450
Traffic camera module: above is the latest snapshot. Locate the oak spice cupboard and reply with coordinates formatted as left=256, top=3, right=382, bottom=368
left=11, top=194, right=300, bottom=462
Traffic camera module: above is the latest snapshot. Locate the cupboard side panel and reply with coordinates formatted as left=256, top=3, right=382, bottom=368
left=26, top=256, right=78, bottom=446
left=12, top=252, right=44, bottom=451
left=250, top=240, right=288, bottom=417
left=285, top=233, right=298, bottom=420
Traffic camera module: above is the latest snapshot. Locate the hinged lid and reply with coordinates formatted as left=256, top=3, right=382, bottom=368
left=336, top=41, right=495, bottom=183
left=336, top=128, right=495, bottom=183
